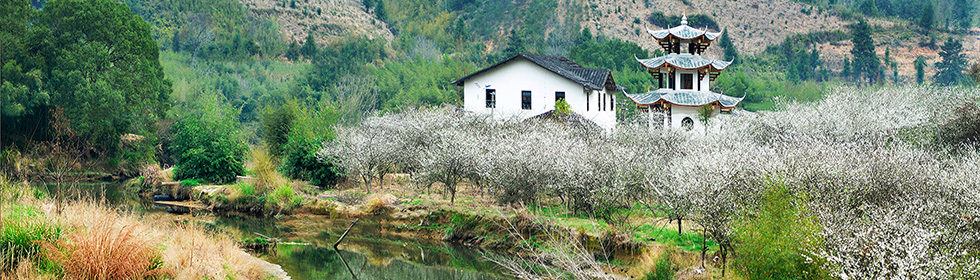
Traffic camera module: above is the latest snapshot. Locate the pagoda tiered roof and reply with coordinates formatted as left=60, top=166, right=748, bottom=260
left=646, top=25, right=721, bottom=42
left=626, top=90, right=744, bottom=108
left=635, top=54, right=732, bottom=80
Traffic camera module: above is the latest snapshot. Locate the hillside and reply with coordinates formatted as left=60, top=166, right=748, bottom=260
left=581, top=0, right=979, bottom=80
left=241, top=0, right=393, bottom=45
left=243, top=0, right=978, bottom=83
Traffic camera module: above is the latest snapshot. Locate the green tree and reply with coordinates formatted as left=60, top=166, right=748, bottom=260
left=915, top=56, right=926, bottom=84
left=1, top=0, right=47, bottom=125
left=842, top=57, right=851, bottom=80
left=301, top=32, right=318, bottom=58
left=850, top=19, right=880, bottom=85
left=39, top=0, right=171, bottom=155
left=280, top=100, right=339, bottom=187
left=697, top=104, right=714, bottom=134
left=503, top=28, right=527, bottom=57
left=920, top=2, right=934, bottom=31
left=719, top=28, right=739, bottom=63
left=171, top=105, right=247, bottom=184
left=859, top=0, right=878, bottom=16
left=934, top=38, right=967, bottom=86
left=555, top=98, right=571, bottom=115
left=286, top=40, right=300, bottom=60
left=733, top=179, right=828, bottom=280
left=953, top=0, right=973, bottom=29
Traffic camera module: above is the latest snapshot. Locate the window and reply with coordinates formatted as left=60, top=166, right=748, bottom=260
left=610, top=94, right=614, bottom=110
left=485, top=89, right=496, bottom=108
left=682, top=117, right=694, bottom=131
left=521, top=91, right=531, bottom=110
left=681, top=73, right=694, bottom=90
left=586, top=93, right=590, bottom=111
left=600, top=94, right=606, bottom=111
left=555, top=91, right=565, bottom=102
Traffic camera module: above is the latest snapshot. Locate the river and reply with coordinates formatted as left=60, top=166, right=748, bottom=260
left=38, top=182, right=516, bottom=280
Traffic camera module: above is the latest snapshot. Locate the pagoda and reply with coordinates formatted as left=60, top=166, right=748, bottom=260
left=626, top=14, right=743, bottom=130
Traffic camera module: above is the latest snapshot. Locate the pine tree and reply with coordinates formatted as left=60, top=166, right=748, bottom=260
left=954, top=0, right=973, bottom=29
left=842, top=57, right=851, bottom=81
left=503, top=29, right=527, bottom=57
left=301, top=32, right=317, bottom=58
left=850, top=19, right=880, bottom=85
left=719, top=28, right=738, bottom=63
left=919, top=2, right=934, bottom=31
left=172, top=33, right=180, bottom=52
left=934, top=38, right=967, bottom=85
left=286, top=40, right=300, bottom=60
left=914, top=56, right=926, bottom=85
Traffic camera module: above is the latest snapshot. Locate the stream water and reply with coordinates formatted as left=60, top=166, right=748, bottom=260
left=37, top=182, right=515, bottom=280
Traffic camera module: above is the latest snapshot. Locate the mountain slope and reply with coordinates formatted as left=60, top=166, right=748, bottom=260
left=241, top=0, right=393, bottom=45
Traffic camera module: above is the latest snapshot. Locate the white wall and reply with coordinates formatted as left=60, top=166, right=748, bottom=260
left=461, top=58, right=617, bottom=130
left=666, top=105, right=721, bottom=131
left=656, top=69, right=710, bottom=91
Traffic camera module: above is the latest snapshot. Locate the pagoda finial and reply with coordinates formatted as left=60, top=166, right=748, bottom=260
left=681, top=12, right=688, bottom=25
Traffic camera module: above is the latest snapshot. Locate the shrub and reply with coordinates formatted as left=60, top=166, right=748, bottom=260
left=644, top=252, right=677, bottom=280
left=935, top=101, right=980, bottom=151
left=362, top=193, right=396, bottom=214
left=249, top=146, right=287, bottom=190
left=275, top=99, right=339, bottom=187
left=267, top=185, right=302, bottom=213
left=732, top=179, right=828, bottom=280
left=170, top=111, right=247, bottom=184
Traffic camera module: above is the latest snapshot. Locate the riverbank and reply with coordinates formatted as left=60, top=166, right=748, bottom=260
left=147, top=170, right=723, bottom=279
left=0, top=177, right=288, bottom=279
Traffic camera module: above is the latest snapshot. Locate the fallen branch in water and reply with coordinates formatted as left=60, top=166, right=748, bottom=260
left=334, top=219, right=358, bottom=249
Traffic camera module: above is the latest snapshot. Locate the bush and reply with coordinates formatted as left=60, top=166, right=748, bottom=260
left=935, top=101, right=980, bottom=151
left=644, top=252, right=677, bottom=280
left=170, top=110, right=247, bottom=184
left=267, top=185, right=302, bottom=213
left=732, top=179, right=828, bottom=280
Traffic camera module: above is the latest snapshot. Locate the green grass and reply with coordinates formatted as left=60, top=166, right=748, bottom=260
left=179, top=178, right=202, bottom=187
left=633, top=224, right=716, bottom=252
left=1, top=205, right=62, bottom=271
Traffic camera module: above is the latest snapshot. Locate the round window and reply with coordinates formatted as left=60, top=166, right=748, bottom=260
left=682, top=117, right=694, bottom=131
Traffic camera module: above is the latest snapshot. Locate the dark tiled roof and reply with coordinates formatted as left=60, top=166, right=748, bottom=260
left=450, top=53, right=624, bottom=91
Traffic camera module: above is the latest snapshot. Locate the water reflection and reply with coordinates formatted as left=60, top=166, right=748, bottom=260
left=265, top=243, right=508, bottom=280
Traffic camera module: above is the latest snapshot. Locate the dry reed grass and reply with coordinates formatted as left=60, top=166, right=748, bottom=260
left=362, top=193, right=397, bottom=214
left=249, top=145, right=287, bottom=191
left=41, top=216, right=170, bottom=279
left=2, top=193, right=276, bottom=279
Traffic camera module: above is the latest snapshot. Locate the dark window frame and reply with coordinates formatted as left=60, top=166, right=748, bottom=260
left=555, top=91, right=565, bottom=102
left=485, top=89, right=496, bottom=108
left=681, top=73, right=694, bottom=90
left=521, top=91, right=532, bottom=110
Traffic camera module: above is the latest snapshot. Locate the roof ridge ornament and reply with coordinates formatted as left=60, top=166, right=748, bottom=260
left=681, top=11, right=688, bottom=25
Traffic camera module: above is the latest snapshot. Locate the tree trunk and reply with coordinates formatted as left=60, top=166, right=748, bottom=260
left=701, top=226, right=706, bottom=269
left=678, top=219, right=682, bottom=236
left=722, top=248, right=727, bottom=277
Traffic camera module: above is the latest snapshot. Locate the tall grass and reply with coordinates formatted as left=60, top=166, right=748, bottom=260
left=41, top=218, right=169, bottom=279
left=1, top=178, right=275, bottom=279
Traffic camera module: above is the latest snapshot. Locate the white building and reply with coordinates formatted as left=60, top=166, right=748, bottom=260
left=626, top=15, right=744, bottom=131
left=451, top=53, right=623, bottom=130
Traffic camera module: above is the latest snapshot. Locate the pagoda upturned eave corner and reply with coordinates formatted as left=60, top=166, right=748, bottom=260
left=626, top=13, right=744, bottom=131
